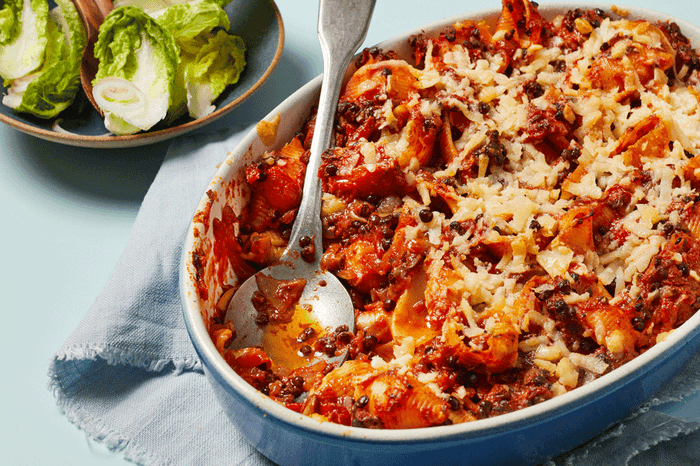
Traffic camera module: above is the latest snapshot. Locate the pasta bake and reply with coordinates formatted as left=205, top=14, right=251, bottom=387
left=200, top=0, right=700, bottom=428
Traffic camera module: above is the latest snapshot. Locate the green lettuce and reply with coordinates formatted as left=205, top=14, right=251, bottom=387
left=2, top=0, right=86, bottom=119
left=92, top=0, right=244, bottom=133
left=154, top=0, right=229, bottom=45
left=112, top=0, right=229, bottom=18
left=92, top=6, right=179, bottom=134
left=154, top=0, right=229, bottom=121
left=0, top=0, right=48, bottom=80
left=181, top=29, right=245, bottom=119
left=0, top=0, right=21, bottom=44
left=156, top=0, right=245, bottom=120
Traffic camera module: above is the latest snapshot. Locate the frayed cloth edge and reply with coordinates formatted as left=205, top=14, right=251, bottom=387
left=52, top=343, right=202, bottom=374
left=47, top=344, right=203, bottom=466
left=544, top=411, right=700, bottom=466
left=618, top=419, right=700, bottom=465
left=48, top=375, right=170, bottom=466
left=541, top=423, right=626, bottom=466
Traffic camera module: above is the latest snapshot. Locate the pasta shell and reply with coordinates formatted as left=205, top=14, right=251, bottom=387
left=452, top=321, right=519, bottom=373
left=357, top=303, right=393, bottom=344
left=475, top=20, right=494, bottom=45
left=212, top=328, right=233, bottom=353
left=496, top=8, right=518, bottom=41
left=684, top=204, right=700, bottom=239
left=308, top=360, right=378, bottom=406
left=278, top=135, right=306, bottom=159
left=364, top=373, right=448, bottom=428
left=613, top=114, right=669, bottom=167
left=241, top=230, right=287, bottom=266
left=578, top=300, right=638, bottom=359
left=392, top=267, right=439, bottom=345
left=554, top=204, right=595, bottom=254
left=437, top=114, right=459, bottom=164
left=336, top=230, right=386, bottom=293
left=245, top=193, right=274, bottom=231
left=341, top=60, right=419, bottom=103
left=395, top=107, right=441, bottom=168
left=683, top=156, right=700, bottom=188
left=561, top=164, right=588, bottom=200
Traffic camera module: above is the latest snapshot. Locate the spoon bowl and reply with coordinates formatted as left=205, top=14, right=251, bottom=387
left=225, top=264, right=355, bottom=368
left=224, top=0, right=376, bottom=368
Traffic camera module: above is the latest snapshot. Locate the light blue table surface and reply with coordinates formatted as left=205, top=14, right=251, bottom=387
left=3, top=1, right=700, bottom=465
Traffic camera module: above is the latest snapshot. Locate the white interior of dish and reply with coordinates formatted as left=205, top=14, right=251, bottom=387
left=181, top=2, right=700, bottom=442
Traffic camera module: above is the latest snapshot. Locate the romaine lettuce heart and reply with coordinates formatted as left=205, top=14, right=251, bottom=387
left=183, top=30, right=245, bottom=119
left=92, top=6, right=179, bottom=134
left=1, top=0, right=86, bottom=119
left=155, top=0, right=245, bottom=120
left=0, top=0, right=48, bottom=80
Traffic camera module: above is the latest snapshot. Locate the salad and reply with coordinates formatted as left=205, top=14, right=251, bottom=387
left=0, top=0, right=246, bottom=135
left=0, top=0, right=86, bottom=119
left=93, top=0, right=246, bottom=134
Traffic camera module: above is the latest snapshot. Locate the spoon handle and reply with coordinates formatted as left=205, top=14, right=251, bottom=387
left=73, top=0, right=102, bottom=39
left=286, top=0, right=377, bottom=261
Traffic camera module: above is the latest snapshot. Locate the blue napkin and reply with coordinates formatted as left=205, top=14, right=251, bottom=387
left=49, top=126, right=700, bottom=466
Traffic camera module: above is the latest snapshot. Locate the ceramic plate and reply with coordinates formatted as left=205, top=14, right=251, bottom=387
left=0, top=0, right=284, bottom=148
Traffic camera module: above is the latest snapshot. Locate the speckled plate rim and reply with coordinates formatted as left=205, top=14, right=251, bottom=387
left=0, top=0, right=284, bottom=149
left=181, top=0, right=700, bottom=452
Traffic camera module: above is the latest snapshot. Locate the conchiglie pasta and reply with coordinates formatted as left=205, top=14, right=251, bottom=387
left=341, top=60, right=421, bottom=104
left=209, top=0, right=700, bottom=429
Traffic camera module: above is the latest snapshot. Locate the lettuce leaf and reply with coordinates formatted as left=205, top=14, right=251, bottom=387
left=156, top=0, right=244, bottom=120
left=0, top=0, right=22, bottom=43
left=112, top=0, right=230, bottom=18
left=182, top=29, right=244, bottom=119
left=92, top=0, right=243, bottom=131
left=0, top=0, right=48, bottom=80
left=154, top=0, right=229, bottom=122
left=92, top=6, right=179, bottom=134
left=2, top=0, right=86, bottom=119
left=155, top=0, right=229, bottom=46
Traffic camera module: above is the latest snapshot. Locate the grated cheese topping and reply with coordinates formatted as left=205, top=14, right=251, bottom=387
left=221, top=1, right=700, bottom=428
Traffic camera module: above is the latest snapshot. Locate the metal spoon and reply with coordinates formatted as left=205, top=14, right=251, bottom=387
left=73, top=0, right=113, bottom=114
left=225, top=0, right=376, bottom=368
